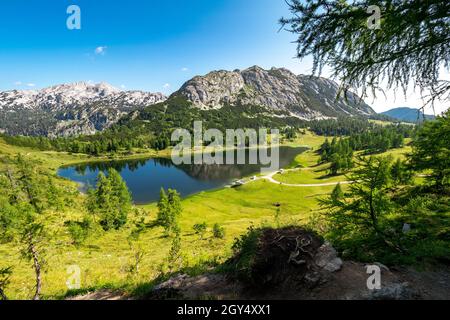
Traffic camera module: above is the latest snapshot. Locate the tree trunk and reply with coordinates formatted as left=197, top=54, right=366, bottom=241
left=0, top=288, right=7, bottom=300
left=28, top=239, right=42, bottom=300
left=6, top=168, right=19, bottom=203
left=369, top=190, right=404, bottom=253
left=368, top=191, right=381, bottom=235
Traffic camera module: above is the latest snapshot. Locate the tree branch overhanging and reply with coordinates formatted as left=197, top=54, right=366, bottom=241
left=280, top=0, right=450, bottom=110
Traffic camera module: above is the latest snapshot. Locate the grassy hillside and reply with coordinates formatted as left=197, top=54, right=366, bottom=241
left=277, top=139, right=413, bottom=184
left=0, top=131, right=440, bottom=299
left=0, top=132, right=334, bottom=299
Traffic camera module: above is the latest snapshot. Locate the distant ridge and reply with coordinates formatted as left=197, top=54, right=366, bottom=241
left=0, top=82, right=166, bottom=136
left=381, top=107, right=436, bottom=123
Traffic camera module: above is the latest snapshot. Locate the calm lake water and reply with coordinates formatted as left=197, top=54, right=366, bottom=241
left=58, top=147, right=307, bottom=204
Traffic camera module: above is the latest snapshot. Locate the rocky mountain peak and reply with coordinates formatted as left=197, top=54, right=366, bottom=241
left=0, top=82, right=167, bottom=136
left=176, top=70, right=245, bottom=109
left=174, top=66, right=375, bottom=119
left=40, top=81, right=121, bottom=98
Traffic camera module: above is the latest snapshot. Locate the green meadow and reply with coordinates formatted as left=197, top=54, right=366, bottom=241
left=0, top=133, right=415, bottom=299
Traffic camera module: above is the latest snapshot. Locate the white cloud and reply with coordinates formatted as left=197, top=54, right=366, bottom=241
left=163, top=83, right=171, bottom=89
left=13, top=81, right=36, bottom=88
left=120, top=84, right=126, bottom=89
left=181, top=67, right=189, bottom=72
left=95, top=46, right=107, bottom=55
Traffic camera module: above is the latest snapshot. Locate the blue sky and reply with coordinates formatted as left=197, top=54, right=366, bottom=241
left=0, top=0, right=447, bottom=113
left=0, top=0, right=309, bottom=91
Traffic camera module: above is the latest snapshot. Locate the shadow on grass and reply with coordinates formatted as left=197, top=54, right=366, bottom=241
left=129, top=259, right=221, bottom=299
left=57, top=283, right=123, bottom=300
left=58, top=256, right=223, bottom=300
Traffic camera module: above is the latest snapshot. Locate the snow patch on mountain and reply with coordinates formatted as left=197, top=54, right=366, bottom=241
left=0, top=82, right=166, bottom=136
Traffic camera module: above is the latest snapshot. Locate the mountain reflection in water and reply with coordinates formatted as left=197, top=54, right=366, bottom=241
left=58, top=147, right=307, bottom=204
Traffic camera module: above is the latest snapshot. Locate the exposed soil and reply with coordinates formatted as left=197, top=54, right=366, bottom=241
left=71, top=263, right=450, bottom=300
left=142, top=262, right=450, bottom=300
left=68, top=289, right=129, bottom=300
left=228, top=227, right=324, bottom=291
left=70, top=227, right=450, bottom=300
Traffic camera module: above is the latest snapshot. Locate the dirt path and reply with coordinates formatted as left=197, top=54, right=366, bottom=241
left=260, top=170, right=353, bottom=187
left=241, top=168, right=352, bottom=187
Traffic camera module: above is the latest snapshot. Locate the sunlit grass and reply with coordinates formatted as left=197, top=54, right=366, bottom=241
left=0, top=133, right=416, bottom=299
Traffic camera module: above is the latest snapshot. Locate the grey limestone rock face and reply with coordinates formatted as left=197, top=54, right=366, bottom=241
left=174, top=66, right=375, bottom=119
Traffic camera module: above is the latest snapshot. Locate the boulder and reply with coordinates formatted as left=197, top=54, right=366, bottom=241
left=314, top=242, right=343, bottom=272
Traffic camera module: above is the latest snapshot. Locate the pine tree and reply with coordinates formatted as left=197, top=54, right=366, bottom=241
left=95, top=172, right=114, bottom=230
left=0, top=157, right=49, bottom=300
left=322, top=156, right=395, bottom=246
left=108, top=169, right=132, bottom=228
left=46, top=177, right=63, bottom=210
left=86, top=171, right=131, bottom=231
left=157, top=188, right=182, bottom=236
left=0, top=267, right=12, bottom=300
left=391, top=159, right=412, bottom=186
left=330, top=183, right=344, bottom=205
left=166, top=229, right=182, bottom=273
left=329, top=153, right=342, bottom=176
left=193, top=222, right=207, bottom=240
left=320, top=138, right=331, bottom=163
left=157, top=188, right=169, bottom=227
left=410, top=110, right=450, bottom=188
left=85, top=187, right=98, bottom=217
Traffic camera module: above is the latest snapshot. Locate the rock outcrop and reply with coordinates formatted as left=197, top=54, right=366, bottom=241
left=174, top=66, right=375, bottom=119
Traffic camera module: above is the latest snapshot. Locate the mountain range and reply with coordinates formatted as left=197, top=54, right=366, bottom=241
left=381, top=107, right=436, bottom=123
left=0, top=82, right=166, bottom=136
left=0, top=66, right=376, bottom=137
